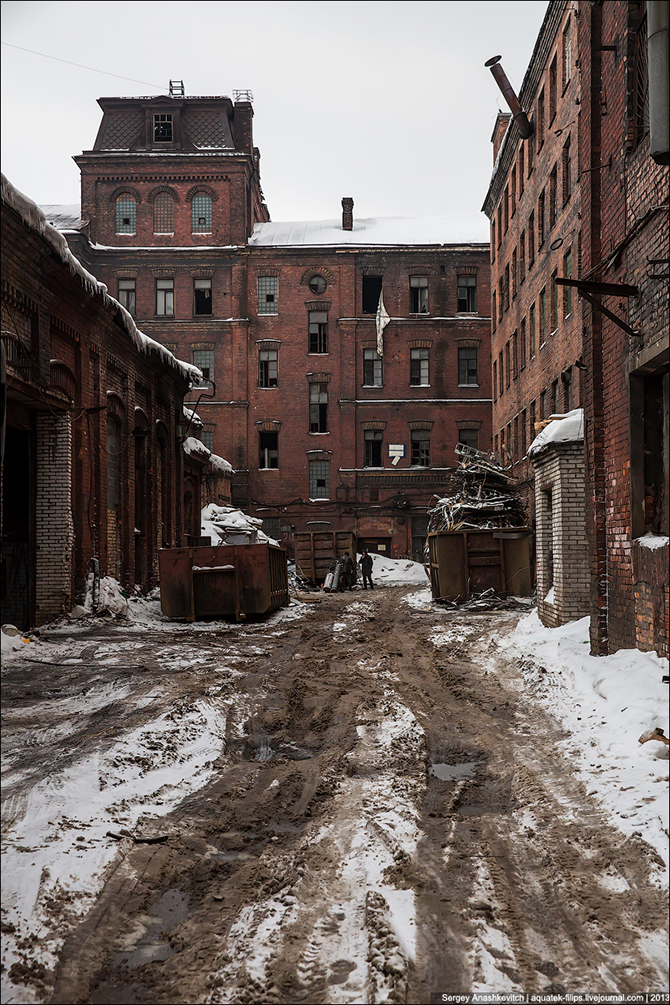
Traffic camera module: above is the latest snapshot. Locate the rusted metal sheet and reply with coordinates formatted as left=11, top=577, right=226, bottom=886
left=428, top=528, right=532, bottom=602
left=159, top=543, right=289, bottom=621
left=294, top=530, right=358, bottom=584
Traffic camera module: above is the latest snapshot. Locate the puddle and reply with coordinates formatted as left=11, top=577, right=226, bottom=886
left=430, top=761, right=477, bottom=781
left=113, top=890, right=189, bottom=970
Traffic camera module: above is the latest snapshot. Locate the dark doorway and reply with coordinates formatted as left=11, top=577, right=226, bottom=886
left=1, top=427, right=32, bottom=630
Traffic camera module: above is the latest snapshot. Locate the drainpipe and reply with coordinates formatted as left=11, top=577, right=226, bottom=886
left=648, top=0, right=669, bottom=165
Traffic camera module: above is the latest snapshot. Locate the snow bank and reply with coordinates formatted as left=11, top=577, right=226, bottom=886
left=362, top=553, right=429, bottom=587
left=528, top=408, right=584, bottom=456
left=1, top=625, right=31, bottom=658
left=83, top=575, right=128, bottom=617
left=505, top=612, right=669, bottom=884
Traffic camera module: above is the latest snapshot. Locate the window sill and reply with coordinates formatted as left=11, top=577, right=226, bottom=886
left=309, top=497, right=330, bottom=502
left=307, top=352, right=329, bottom=356
left=457, top=383, right=480, bottom=389
left=362, top=385, right=384, bottom=389
left=258, top=313, right=279, bottom=317
left=259, top=467, right=280, bottom=472
left=191, top=232, right=213, bottom=236
left=258, top=386, right=278, bottom=390
left=309, top=431, right=330, bottom=436
left=155, top=315, right=175, bottom=319
left=409, top=384, right=431, bottom=389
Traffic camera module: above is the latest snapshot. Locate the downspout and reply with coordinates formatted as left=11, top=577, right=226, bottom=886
left=648, top=0, right=670, bottom=165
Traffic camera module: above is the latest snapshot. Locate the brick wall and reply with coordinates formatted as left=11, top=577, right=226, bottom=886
left=35, top=413, right=74, bottom=622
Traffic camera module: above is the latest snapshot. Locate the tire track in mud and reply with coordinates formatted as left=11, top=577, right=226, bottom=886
left=5, top=589, right=665, bottom=1004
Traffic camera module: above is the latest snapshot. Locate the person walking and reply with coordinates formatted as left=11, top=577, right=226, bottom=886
left=361, top=550, right=374, bottom=590
left=342, top=551, right=355, bottom=590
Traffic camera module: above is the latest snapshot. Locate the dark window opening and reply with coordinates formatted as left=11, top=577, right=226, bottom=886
left=458, top=347, right=478, bottom=386
left=362, top=276, right=383, bottom=314
left=411, top=430, right=430, bottom=467
left=364, top=430, right=383, bottom=467
left=259, top=431, right=278, bottom=469
left=309, top=383, right=328, bottom=432
left=153, top=113, right=173, bottom=142
left=631, top=369, right=669, bottom=537
left=409, top=276, right=429, bottom=313
left=308, top=312, right=328, bottom=353
left=194, top=279, right=212, bottom=316
left=459, top=428, right=479, bottom=451
left=457, top=275, right=477, bottom=313
left=410, top=348, right=429, bottom=385
left=259, top=350, right=278, bottom=388
left=118, top=279, right=136, bottom=317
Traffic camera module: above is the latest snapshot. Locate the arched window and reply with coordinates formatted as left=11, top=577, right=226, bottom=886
left=191, top=193, right=212, bottom=233
left=115, top=195, right=136, bottom=235
left=153, top=192, right=174, bottom=234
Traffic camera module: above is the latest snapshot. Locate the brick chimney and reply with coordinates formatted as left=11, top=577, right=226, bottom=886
left=342, top=197, right=354, bottom=231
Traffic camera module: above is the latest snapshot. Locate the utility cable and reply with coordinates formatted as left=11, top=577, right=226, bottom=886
left=1, top=42, right=167, bottom=91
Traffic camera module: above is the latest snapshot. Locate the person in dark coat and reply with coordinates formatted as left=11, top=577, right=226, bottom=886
left=341, top=551, right=355, bottom=590
left=361, top=550, right=374, bottom=590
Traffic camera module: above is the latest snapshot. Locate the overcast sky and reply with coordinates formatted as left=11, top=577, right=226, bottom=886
left=1, top=1, right=548, bottom=240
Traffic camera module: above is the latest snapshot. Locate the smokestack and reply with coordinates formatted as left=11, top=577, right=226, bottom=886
left=342, top=197, right=353, bottom=231
left=485, top=56, right=533, bottom=140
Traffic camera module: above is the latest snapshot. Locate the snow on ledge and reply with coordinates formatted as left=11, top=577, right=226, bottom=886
left=635, top=533, right=669, bottom=551
left=528, top=408, right=584, bottom=457
left=182, top=437, right=233, bottom=474
left=2, top=174, right=201, bottom=385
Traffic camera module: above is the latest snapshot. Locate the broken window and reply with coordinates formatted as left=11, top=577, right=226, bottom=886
left=363, top=349, right=383, bottom=387
left=153, top=113, right=173, bottom=142
left=193, top=278, right=212, bottom=316
left=362, top=276, right=383, bottom=314
left=115, top=195, right=136, bottom=235
left=410, top=348, right=429, bottom=386
left=259, top=431, right=278, bottom=469
left=192, top=349, right=213, bottom=387
left=563, top=250, right=572, bottom=316
left=308, top=311, right=328, bottom=353
left=364, top=430, right=383, bottom=467
left=117, top=279, right=136, bottom=317
left=538, top=192, right=545, bottom=247
left=457, top=275, right=477, bottom=313
left=529, top=303, right=536, bottom=357
left=309, top=383, right=328, bottom=432
left=191, top=193, right=212, bottom=233
left=156, top=278, right=174, bottom=317
left=409, top=276, right=429, bottom=314
left=458, top=347, right=478, bottom=386
left=258, top=276, right=278, bottom=315
left=153, top=192, right=174, bottom=234
left=411, top=430, right=430, bottom=467
left=549, top=55, right=557, bottom=123
left=633, top=14, right=649, bottom=145
left=562, top=136, right=572, bottom=204
left=258, top=350, right=278, bottom=388
left=458, top=428, right=479, bottom=451
left=309, top=460, right=329, bottom=499
left=528, top=212, right=535, bottom=266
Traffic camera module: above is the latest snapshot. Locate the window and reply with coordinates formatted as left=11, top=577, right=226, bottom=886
left=505, top=342, right=511, bottom=388
left=630, top=361, right=669, bottom=537
left=411, top=430, right=430, bottom=467
left=309, top=275, right=327, bottom=294
left=549, top=56, right=557, bottom=123
left=409, top=276, right=429, bottom=314
left=309, top=460, right=330, bottom=499
left=563, top=249, right=572, bottom=317
left=539, top=288, right=546, bottom=346
left=562, top=136, right=572, bottom=204
left=496, top=205, right=502, bottom=247
left=521, top=409, right=527, bottom=456
left=492, top=360, right=497, bottom=401
left=504, top=264, right=510, bottom=311
left=528, top=212, right=535, bottom=266
left=258, top=276, right=278, bottom=315
left=520, top=317, right=527, bottom=369
left=259, top=350, right=278, bottom=388
left=153, top=193, right=174, bottom=234
left=512, top=330, right=518, bottom=379
left=530, top=400, right=536, bottom=437
left=309, top=311, right=328, bottom=353
left=537, top=90, right=545, bottom=149
left=193, top=349, right=213, bottom=386
left=513, top=416, right=519, bottom=462
left=309, top=383, right=328, bottom=432
left=551, top=379, right=559, bottom=415
left=193, top=278, right=212, bottom=316
left=410, top=348, right=429, bottom=386
left=457, top=275, right=477, bottom=313
left=504, top=185, right=509, bottom=232
left=563, top=22, right=572, bottom=88
left=519, top=233, right=526, bottom=284
left=510, top=169, right=516, bottom=216
left=529, top=303, right=536, bottom=358
left=458, top=428, right=479, bottom=451
left=118, top=279, right=136, bottom=316
left=199, top=430, right=214, bottom=451
left=498, top=277, right=504, bottom=321
left=540, top=389, right=547, bottom=419
left=458, top=347, right=478, bottom=386
left=259, top=431, right=278, bottom=469
left=518, top=146, right=525, bottom=196
left=527, top=131, right=534, bottom=176
left=363, top=349, right=383, bottom=386
left=362, top=276, right=383, bottom=314
left=115, top=195, right=136, bottom=235
left=491, top=220, right=496, bottom=261
left=156, top=278, right=174, bottom=316
left=153, top=113, right=173, bottom=142
left=191, top=193, right=212, bottom=233
left=551, top=271, right=558, bottom=332
left=491, top=291, right=497, bottom=331
left=634, top=14, right=650, bottom=144
left=549, top=166, right=557, bottom=229
left=562, top=367, right=573, bottom=411
left=538, top=192, right=545, bottom=247
left=512, top=249, right=518, bottom=299
left=364, top=430, right=383, bottom=467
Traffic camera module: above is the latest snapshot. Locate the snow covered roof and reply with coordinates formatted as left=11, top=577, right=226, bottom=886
left=249, top=215, right=489, bottom=248
left=2, top=175, right=200, bottom=385
left=528, top=409, right=585, bottom=457
left=40, top=204, right=84, bottom=230
left=182, top=437, right=233, bottom=473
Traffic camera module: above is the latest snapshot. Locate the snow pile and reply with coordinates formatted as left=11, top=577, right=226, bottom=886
left=362, top=553, right=429, bottom=587
left=528, top=408, right=584, bottom=456
left=250, top=214, right=488, bottom=247
left=636, top=533, right=668, bottom=551
left=83, top=574, right=128, bottom=617
left=1, top=625, right=31, bottom=657
left=201, top=504, right=277, bottom=546
left=505, top=612, right=669, bottom=883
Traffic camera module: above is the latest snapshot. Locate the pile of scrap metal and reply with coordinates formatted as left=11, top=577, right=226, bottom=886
left=427, top=443, right=527, bottom=533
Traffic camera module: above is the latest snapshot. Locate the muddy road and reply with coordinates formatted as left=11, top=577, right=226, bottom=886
left=2, top=586, right=667, bottom=1004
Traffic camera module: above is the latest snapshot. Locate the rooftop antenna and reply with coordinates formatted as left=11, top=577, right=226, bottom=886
left=485, top=57, right=533, bottom=139
left=169, top=80, right=185, bottom=96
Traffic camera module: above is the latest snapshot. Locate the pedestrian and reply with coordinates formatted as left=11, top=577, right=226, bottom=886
left=342, top=551, right=355, bottom=590
left=361, top=550, right=374, bottom=590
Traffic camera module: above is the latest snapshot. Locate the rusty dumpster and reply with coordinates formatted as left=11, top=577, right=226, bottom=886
left=293, top=530, right=358, bottom=584
left=159, top=543, right=289, bottom=621
left=427, top=528, right=533, bottom=602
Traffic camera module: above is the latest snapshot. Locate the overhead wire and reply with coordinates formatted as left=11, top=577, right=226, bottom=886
left=1, top=42, right=167, bottom=91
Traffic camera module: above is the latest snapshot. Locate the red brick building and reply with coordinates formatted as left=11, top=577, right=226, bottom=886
left=57, top=91, right=491, bottom=560
left=1, top=175, right=202, bottom=628
left=484, top=1, right=668, bottom=656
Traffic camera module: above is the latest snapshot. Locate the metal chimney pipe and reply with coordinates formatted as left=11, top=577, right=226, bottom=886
left=485, top=56, right=534, bottom=140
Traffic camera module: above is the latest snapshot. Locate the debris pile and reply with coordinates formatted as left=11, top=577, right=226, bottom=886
left=201, top=504, right=278, bottom=546
left=427, top=443, right=527, bottom=533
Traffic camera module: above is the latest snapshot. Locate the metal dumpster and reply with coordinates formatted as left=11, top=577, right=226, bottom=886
left=293, top=530, right=358, bottom=584
left=427, top=528, right=533, bottom=602
left=159, top=543, right=289, bottom=621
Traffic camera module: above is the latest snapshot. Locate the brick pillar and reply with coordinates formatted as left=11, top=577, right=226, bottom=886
left=35, top=412, right=74, bottom=624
